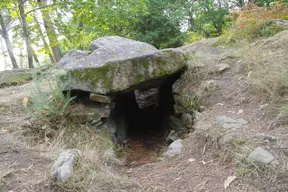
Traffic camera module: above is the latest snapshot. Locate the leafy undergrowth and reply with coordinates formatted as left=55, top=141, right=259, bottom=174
left=214, top=3, right=288, bottom=45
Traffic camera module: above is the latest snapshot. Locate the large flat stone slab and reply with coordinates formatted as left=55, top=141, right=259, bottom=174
left=57, top=36, right=187, bottom=94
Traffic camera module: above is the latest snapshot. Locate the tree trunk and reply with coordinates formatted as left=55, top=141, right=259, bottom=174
left=32, top=48, right=39, bottom=64
left=34, top=16, right=55, bottom=64
left=77, top=20, right=83, bottom=50
left=0, top=12, right=19, bottom=69
left=19, top=49, right=23, bottom=68
left=38, top=0, right=63, bottom=62
left=0, top=38, right=9, bottom=69
left=18, top=0, right=34, bottom=68
left=188, top=11, right=195, bottom=31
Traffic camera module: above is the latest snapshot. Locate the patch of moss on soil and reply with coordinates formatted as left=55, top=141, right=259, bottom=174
left=0, top=72, right=33, bottom=87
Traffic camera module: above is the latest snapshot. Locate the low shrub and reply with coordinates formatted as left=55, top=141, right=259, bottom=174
left=30, top=71, right=75, bottom=120
left=185, top=32, right=205, bottom=44
left=214, top=4, right=288, bottom=45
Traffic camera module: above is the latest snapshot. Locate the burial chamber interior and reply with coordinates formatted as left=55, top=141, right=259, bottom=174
left=69, top=72, right=182, bottom=147
left=113, top=73, right=179, bottom=143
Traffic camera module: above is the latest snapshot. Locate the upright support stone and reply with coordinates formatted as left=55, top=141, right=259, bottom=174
left=90, top=93, right=114, bottom=103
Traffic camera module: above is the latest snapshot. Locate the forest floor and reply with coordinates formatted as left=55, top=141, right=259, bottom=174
left=0, top=31, right=288, bottom=192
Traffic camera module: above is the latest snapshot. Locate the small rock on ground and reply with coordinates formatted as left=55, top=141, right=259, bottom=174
left=216, top=63, right=230, bottom=73
left=50, top=149, right=81, bottom=182
left=215, top=115, right=248, bottom=129
left=248, top=147, right=279, bottom=165
left=164, top=139, right=183, bottom=158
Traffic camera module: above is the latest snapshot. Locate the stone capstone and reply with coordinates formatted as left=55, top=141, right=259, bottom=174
left=57, top=36, right=187, bottom=94
left=58, top=50, right=91, bottom=68
left=90, top=36, right=156, bottom=52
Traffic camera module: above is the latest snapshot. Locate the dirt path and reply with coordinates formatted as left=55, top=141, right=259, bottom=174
left=0, top=83, right=52, bottom=192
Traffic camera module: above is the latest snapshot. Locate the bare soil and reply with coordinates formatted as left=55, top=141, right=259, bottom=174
left=0, top=83, right=53, bottom=192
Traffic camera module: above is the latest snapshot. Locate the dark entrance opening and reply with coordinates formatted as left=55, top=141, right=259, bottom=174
left=67, top=72, right=183, bottom=166
left=113, top=73, right=181, bottom=165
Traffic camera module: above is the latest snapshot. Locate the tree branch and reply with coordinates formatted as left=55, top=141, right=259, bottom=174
left=25, top=4, right=57, bottom=16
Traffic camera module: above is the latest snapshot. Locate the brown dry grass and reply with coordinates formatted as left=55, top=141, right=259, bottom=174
left=215, top=4, right=288, bottom=45
left=28, top=123, right=140, bottom=192
left=245, top=30, right=288, bottom=122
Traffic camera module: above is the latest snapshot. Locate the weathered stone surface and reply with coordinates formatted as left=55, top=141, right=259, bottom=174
left=215, top=115, right=248, bottom=129
left=50, top=149, right=81, bottom=183
left=173, top=104, right=185, bottom=116
left=69, top=111, right=101, bottom=124
left=172, top=79, right=183, bottom=95
left=248, top=147, right=279, bottom=165
left=181, top=113, right=194, bottom=127
left=86, top=103, right=112, bottom=119
left=134, top=88, right=159, bottom=109
left=69, top=103, right=112, bottom=122
left=90, top=36, right=156, bottom=51
left=58, top=50, right=91, bottom=68
left=90, top=93, right=114, bottom=103
left=97, top=118, right=117, bottom=135
left=115, top=116, right=127, bottom=143
left=166, top=130, right=180, bottom=144
left=167, top=116, right=186, bottom=131
left=164, top=139, right=183, bottom=158
left=165, top=116, right=188, bottom=143
left=58, top=36, right=187, bottom=94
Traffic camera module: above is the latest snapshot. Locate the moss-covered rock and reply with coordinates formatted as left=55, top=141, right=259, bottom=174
left=57, top=36, right=187, bottom=94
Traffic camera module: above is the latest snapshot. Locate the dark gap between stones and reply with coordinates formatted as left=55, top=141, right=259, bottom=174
left=67, top=72, right=190, bottom=166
